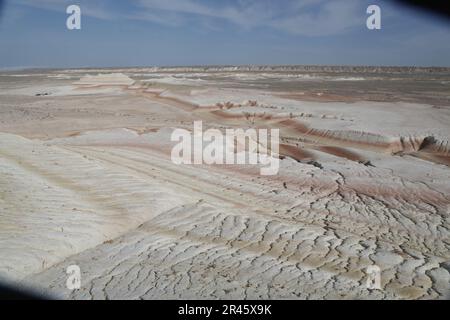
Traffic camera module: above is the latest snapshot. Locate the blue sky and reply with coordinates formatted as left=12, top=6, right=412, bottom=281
left=0, top=0, right=449, bottom=68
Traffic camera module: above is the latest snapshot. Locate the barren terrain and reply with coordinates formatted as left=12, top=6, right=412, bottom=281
left=0, top=66, right=449, bottom=299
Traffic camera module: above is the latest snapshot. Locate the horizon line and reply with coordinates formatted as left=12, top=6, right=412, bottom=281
left=2, top=63, right=450, bottom=72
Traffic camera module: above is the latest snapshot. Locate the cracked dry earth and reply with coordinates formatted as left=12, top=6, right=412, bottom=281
left=0, top=68, right=450, bottom=299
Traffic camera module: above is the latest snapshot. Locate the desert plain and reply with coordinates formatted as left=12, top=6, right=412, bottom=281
left=0, top=66, right=449, bottom=299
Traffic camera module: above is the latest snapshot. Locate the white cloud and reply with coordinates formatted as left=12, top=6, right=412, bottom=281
left=136, top=0, right=365, bottom=36
left=270, top=0, right=364, bottom=36
left=14, top=0, right=366, bottom=36
left=14, top=0, right=117, bottom=20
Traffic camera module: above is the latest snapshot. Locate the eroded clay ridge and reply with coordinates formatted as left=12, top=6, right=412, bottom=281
left=123, top=85, right=450, bottom=167
left=14, top=132, right=449, bottom=300
left=47, top=65, right=450, bottom=74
